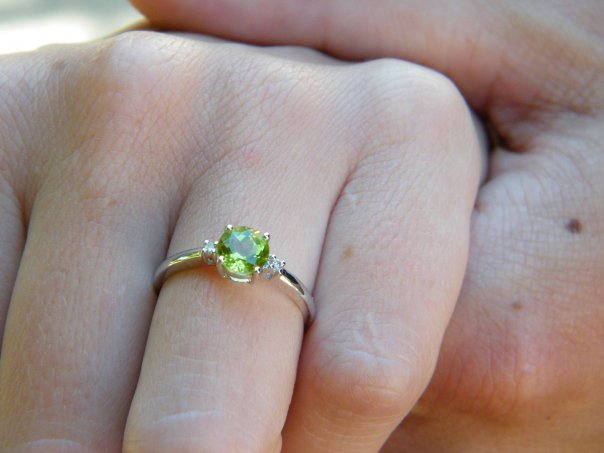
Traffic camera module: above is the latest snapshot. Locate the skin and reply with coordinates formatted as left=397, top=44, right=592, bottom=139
left=0, top=32, right=482, bottom=452
left=125, top=0, right=604, bottom=451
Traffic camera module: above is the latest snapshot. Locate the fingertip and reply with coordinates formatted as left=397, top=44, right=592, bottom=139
left=128, top=0, right=323, bottom=46
left=128, top=0, right=191, bottom=28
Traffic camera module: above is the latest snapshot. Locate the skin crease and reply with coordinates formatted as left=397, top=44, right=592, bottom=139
left=0, top=33, right=482, bottom=452
left=127, top=0, right=604, bottom=451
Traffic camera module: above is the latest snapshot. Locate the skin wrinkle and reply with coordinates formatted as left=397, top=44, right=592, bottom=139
left=2, top=401, right=116, bottom=451
left=10, top=438, right=99, bottom=453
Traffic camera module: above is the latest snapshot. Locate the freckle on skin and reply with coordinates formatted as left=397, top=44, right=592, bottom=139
left=511, top=302, right=523, bottom=311
left=565, top=218, right=583, bottom=234
left=342, top=246, right=353, bottom=259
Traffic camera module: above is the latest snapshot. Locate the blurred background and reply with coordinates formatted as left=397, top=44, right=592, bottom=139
left=0, top=0, right=143, bottom=54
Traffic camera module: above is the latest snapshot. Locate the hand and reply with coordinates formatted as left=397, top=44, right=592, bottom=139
left=0, top=32, right=481, bottom=451
left=130, top=0, right=604, bottom=450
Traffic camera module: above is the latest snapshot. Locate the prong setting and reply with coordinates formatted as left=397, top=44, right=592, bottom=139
left=216, top=255, right=228, bottom=279
left=202, top=240, right=217, bottom=264
left=261, top=254, right=285, bottom=280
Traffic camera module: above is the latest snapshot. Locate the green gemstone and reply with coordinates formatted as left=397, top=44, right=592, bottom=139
left=217, top=226, right=269, bottom=278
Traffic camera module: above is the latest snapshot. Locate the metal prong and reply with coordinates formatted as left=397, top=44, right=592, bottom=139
left=225, top=224, right=233, bottom=231
left=264, top=232, right=271, bottom=242
left=216, top=256, right=228, bottom=279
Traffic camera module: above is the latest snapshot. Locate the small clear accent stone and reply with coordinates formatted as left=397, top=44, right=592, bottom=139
left=262, top=255, right=284, bottom=280
left=202, top=241, right=216, bottom=264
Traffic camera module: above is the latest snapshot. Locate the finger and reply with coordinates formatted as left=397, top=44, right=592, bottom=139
left=280, top=65, right=482, bottom=451
left=123, top=48, right=351, bottom=451
left=0, top=170, right=167, bottom=451
left=130, top=0, right=604, bottom=113
left=0, top=44, right=174, bottom=450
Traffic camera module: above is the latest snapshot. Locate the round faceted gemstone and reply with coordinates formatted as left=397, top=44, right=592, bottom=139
left=217, top=226, right=270, bottom=278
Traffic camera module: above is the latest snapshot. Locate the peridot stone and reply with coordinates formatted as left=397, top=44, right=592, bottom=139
left=217, top=226, right=269, bottom=278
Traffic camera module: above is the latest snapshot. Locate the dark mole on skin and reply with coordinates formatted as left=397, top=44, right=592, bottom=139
left=565, top=218, right=583, bottom=234
left=511, top=302, right=523, bottom=311
left=342, top=246, right=354, bottom=259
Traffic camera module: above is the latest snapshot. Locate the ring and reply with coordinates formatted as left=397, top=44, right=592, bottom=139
left=153, top=225, right=315, bottom=326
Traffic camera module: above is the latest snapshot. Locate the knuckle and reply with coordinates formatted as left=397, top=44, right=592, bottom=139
left=195, top=49, right=332, bottom=168
left=406, top=65, right=469, bottom=127
left=52, top=32, right=206, bottom=195
left=356, top=58, right=472, bottom=147
left=213, top=52, right=322, bottom=137
left=93, top=31, right=195, bottom=88
left=350, top=59, right=481, bottom=185
left=84, top=31, right=198, bottom=132
left=310, top=343, right=423, bottom=420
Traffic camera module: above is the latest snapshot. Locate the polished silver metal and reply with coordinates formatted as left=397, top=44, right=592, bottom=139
left=153, top=228, right=315, bottom=327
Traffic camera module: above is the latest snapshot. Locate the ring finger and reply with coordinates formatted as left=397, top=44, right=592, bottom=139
left=123, top=42, right=352, bottom=451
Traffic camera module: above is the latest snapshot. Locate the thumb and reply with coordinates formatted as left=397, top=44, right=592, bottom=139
left=128, top=0, right=604, bottom=114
